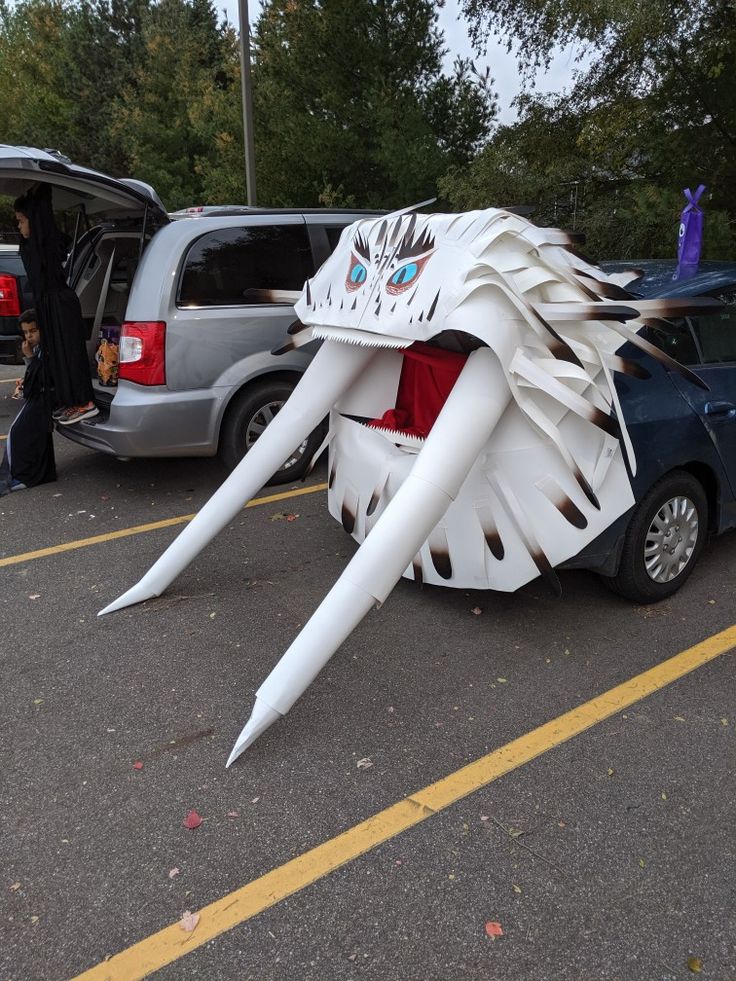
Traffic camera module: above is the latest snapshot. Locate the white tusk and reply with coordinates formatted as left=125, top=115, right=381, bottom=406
left=99, top=342, right=377, bottom=615
left=227, top=346, right=511, bottom=763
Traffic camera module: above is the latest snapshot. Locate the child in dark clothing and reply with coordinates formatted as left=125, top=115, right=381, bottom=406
left=0, top=309, right=56, bottom=495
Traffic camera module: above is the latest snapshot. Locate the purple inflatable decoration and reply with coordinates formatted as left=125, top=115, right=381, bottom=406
left=674, top=184, right=706, bottom=280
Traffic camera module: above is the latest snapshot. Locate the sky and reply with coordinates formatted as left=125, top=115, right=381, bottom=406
left=225, top=0, right=584, bottom=125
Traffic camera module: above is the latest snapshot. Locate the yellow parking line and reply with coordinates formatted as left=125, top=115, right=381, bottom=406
left=0, top=377, right=18, bottom=384
left=72, top=624, right=736, bottom=981
left=0, top=483, right=327, bottom=568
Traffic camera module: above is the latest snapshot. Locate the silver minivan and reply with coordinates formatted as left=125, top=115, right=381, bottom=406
left=0, top=145, right=379, bottom=482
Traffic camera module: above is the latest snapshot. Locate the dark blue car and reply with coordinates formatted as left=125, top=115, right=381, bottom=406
left=563, top=260, right=736, bottom=602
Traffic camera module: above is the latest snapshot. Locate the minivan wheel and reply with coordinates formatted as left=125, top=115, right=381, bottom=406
left=602, top=470, right=708, bottom=603
left=219, top=381, right=323, bottom=484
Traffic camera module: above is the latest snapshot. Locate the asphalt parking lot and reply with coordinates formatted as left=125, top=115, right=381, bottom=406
left=1, top=362, right=735, bottom=981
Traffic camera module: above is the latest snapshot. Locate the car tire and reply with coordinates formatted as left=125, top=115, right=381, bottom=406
left=602, top=470, right=708, bottom=603
left=218, top=380, right=323, bottom=485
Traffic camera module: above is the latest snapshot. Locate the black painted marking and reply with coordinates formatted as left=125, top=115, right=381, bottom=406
left=575, top=469, right=600, bottom=511
left=287, top=320, right=307, bottom=336
left=484, top=529, right=504, bottom=560
left=354, top=232, right=370, bottom=261
left=376, top=220, right=388, bottom=247
left=328, top=460, right=337, bottom=489
left=375, top=302, right=381, bottom=317
left=591, top=407, right=621, bottom=439
left=306, top=280, right=312, bottom=306
left=407, top=288, right=418, bottom=306
left=412, top=558, right=424, bottom=585
left=426, top=290, right=440, bottom=321
left=391, top=301, right=396, bottom=313
left=616, top=357, right=650, bottom=379
left=341, top=501, right=356, bottom=535
left=557, top=496, right=588, bottom=529
left=532, top=550, right=562, bottom=597
left=429, top=548, right=453, bottom=580
left=536, top=315, right=584, bottom=368
left=418, top=311, right=423, bottom=322
left=351, top=298, right=357, bottom=310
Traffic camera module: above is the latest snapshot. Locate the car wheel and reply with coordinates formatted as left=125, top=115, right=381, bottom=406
left=602, top=470, right=708, bottom=603
left=218, top=380, right=323, bottom=485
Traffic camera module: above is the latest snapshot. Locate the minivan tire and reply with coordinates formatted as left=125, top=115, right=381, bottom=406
left=601, top=470, right=708, bottom=603
left=218, top=380, right=322, bottom=485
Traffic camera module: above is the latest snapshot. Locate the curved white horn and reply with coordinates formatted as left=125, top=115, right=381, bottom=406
left=99, top=342, right=377, bottom=615
left=227, top=346, right=510, bottom=763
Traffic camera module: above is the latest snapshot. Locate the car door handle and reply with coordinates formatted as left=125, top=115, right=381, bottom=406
left=704, top=400, right=736, bottom=416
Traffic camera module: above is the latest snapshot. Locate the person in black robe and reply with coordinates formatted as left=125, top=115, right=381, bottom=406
left=0, top=310, right=56, bottom=495
left=13, top=184, right=98, bottom=426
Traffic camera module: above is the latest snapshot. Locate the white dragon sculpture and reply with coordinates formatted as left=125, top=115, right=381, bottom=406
left=101, top=206, right=708, bottom=764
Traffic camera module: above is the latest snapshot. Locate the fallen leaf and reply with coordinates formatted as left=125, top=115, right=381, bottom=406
left=674, top=716, right=686, bottom=722
left=485, top=921, right=503, bottom=939
left=28, top=594, right=41, bottom=600
left=497, top=677, right=508, bottom=684
left=563, top=648, right=571, bottom=656
left=448, top=873, right=456, bottom=880
left=707, top=599, right=716, bottom=605
left=471, top=606, right=482, bottom=615
left=480, top=815, right=489, bottom=822
left=721, top=718, right=728, bottom=726
left=286, top=513, right=299, bottom=522
left=133, top=761, right=144, bottom=770
left=33, top=698, right=43, bottom=705
left=168, top=868, right=180, bottom=879
left=209, top=612, right=216, bottom=619
left=30, top=916, right=39, bottom=924
left=688, top=956, right=703, bottom=973
left=607, top=767, right=615, bottom=776
left=251, top=797, right=260, bottom=804
left=9, top=882, right=20, bottom=892
left=508, top=827, right=524, bottom=838
left=179, top=910, right=200, bottom=933
left=638, top=858, right=646, bottom=868
left=356, top=757, right=373, bottom=770
left=512, top=884, right=522, bottom=894
left=270, top=512, right=287, bottom=522
left=227, top=810, right=240, bottom=818
left=183, top=810, right=203, bottom=830
left=661, top=792, right=667, bottom=800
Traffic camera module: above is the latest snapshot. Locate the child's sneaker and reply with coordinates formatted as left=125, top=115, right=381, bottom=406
left=58, top=403, right=99, bottom=426
left=9, top=479, right=26, bottom=492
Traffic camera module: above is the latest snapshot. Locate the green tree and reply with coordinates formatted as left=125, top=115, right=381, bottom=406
left=112, top=0, right=244, bottom=208
left=446, top=0, right=736, bottom=258
left=251, top=0, right=497, bottom=208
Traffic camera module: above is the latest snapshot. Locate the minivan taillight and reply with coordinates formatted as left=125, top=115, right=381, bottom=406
left=0, top=274, right=20, bottom=317
left=119, top=321, right=166, bottom=386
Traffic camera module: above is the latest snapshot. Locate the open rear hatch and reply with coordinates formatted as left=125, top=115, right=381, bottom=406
left=0, top=145, right=169, bottom=409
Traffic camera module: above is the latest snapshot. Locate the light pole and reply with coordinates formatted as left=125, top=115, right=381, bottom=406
left=237, top=0, right=257, bottom=205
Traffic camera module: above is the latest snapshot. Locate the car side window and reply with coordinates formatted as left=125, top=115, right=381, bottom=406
left=639, top=316, right=700, bottom=366
left=325, top=226, right=347, bottom=252
left=178, top=224, right=313, bottom=307
left=688, top=306, right=736, bottom=364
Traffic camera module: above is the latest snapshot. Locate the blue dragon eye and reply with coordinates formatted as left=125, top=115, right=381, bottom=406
left=390, top=262, right=418, bottom=287
left=350, top=263, right=367, bottom=285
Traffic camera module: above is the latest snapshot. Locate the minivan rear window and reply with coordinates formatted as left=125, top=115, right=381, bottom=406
left=178, top=225, right=313, bottom=307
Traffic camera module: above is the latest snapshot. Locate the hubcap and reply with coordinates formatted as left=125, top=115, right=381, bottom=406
left=245, top=400, right=308, bottom=472
left=644, top=495, right=699, bottom=583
